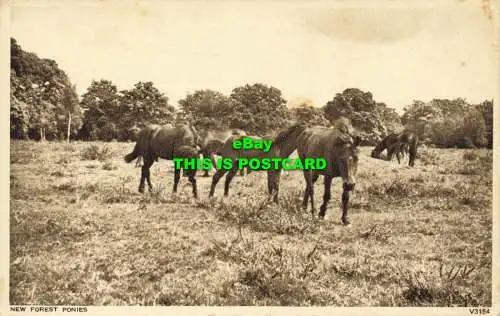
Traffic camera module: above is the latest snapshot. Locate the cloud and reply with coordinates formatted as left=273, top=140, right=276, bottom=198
left=299, top=7, right=425, bottom=44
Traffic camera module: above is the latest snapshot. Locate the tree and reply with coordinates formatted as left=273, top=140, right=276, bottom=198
left=78, top=80, right=121, bottom=141
left=288, top=98, right=328, bottom=126
left=119, top=82, right=175, bottom=132
left=178, top=89, right=232, bottom=130
left=401, top=100, right=441, bottom=141
left=375, top=102, right=403, bottom=134
left=227, top=83, right=291, bottom=135
left=403, top=98, right=490, bottom=148
left=323, top=88, right=387, bottom=145
left=10, top=38, right=83, bottom=140
left=459, top=107, right=487, bottom=148
left=429, top=98, right=468, bottom=117
left=477, top=100, right=493, bottom=149
left=79, top=80, right=175, bottom=141
left=10, top=94, right=30, bottom=139
left=51, top=84, right=81, bottom=142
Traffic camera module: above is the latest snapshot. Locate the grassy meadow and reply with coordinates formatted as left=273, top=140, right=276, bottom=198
left=9, top=140, right=492, bottom=306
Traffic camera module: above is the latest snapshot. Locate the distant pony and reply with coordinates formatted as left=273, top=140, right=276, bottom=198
left=197, top=128, right=248, bottom=177
left=371, top=131, right=419, bottom=167
left=124, top=123, right=200, bottom=198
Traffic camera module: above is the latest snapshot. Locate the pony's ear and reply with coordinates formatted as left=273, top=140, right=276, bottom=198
left=353, top=136, right=361, bottom=147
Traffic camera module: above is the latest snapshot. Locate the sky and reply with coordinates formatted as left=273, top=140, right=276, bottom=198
left=10, top=0, right=498, bottom=113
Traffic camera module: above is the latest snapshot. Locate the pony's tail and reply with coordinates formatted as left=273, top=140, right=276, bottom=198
left=408, top=134, right=419, bottom=167
left=124, top=142, right=141, bottom=163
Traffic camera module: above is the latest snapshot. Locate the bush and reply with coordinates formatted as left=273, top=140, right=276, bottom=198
left=427, top=109, right=487, bottom=148
left=80, top=144, right=113, bottom=162
left=398, top=262, right=486, bottom=306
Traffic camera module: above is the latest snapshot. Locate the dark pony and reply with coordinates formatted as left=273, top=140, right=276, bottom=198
left=124, top=123, right=200, bottom=198
left=371, top=131, right=419, bottom=167
left=296, top=118, right=360, bottom=225
left=197, top=128, right=248, bottom=177
left=208, top=123, right=307, bottom=202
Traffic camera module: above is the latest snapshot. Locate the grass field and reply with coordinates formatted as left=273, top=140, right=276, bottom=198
left=9, top=140, right=492, bottom=306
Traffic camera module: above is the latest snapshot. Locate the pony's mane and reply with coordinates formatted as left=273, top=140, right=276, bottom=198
left=331, top=117, right=355, bottom=136
left=272, top=123, right=305, bottom=147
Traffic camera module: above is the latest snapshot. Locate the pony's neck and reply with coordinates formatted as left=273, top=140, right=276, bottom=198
left=274, top=142, right=296, bottom=158
left=269, top=136, right=297, bottom=158
left=268, top=125, right=304, bottom=158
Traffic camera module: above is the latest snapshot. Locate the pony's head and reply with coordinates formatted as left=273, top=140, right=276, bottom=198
left=371, top=149, right=381, bottom=158
left=371, top=136, right=389, bottom=159
left=336, top=135, right=360, bottom=191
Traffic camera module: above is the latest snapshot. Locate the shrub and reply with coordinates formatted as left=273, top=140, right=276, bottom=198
left=80, top=144, right=113, bottom=162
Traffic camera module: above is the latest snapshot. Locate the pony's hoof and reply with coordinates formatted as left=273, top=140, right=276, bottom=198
left=318, top=207, right=326, bottom=218
left=138, top=188, right=145, bottom=194
left=342, top=218, right=352, bottom=226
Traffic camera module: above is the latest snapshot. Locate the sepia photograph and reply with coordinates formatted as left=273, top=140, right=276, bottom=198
left=5, top=0, right=498, bottom=312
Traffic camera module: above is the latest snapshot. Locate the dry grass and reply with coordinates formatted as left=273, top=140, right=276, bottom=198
left=10, top=141, right=492, bottom=306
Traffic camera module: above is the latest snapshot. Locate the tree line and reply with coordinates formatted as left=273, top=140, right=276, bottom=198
left=10, top=38, right=493, bottom=148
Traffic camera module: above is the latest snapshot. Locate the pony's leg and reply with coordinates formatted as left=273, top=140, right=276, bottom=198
left=302, top=170, right=315, bottom=214
left=408, top=147, right=416, bottom=167
left=302, top=184, right=310, bottom=210
left=341, top=182, right=354, bottom=225
left=318, top=175, right=332, bottom=218
left=139, top=156, right=154, bottom=193
left=223, top=169, right=238, bottom=196
left=267, top=171, right=274, bottom=194
left=267, top=170, right=281, bottom=203
left=302, top=172, right=318, bottom=210
left=302, top=171, right=310, bottom=209
left=188, top=172, right=198, bottom=199
left=209, top=169, right=228, bottom=197
left=396, top=151, right=401, bottom=164
left=145, top=156, right=156, bottom=192
left=312, top=173, right=320, bottom=184
left=409, top=158, right=415, bottom=167
left=203, top=152, right=215, bottom=177
left=387, top=148, right=394, bottom=161
left=139, top=165, right=146, bottom=193
left=173, top=168, right=181, bottom=193
left=273, top=171, right=281, bottom=203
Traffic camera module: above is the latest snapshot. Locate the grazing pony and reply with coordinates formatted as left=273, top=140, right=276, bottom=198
left=296, top=118, right=360, bottom=225
left=208, top=123, right=307, bottom=202
left=124, top=123, right=200, bottom=198
left=197, top=128, right=248, bottom=177
left=371, top=131, right=419, bottom=167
